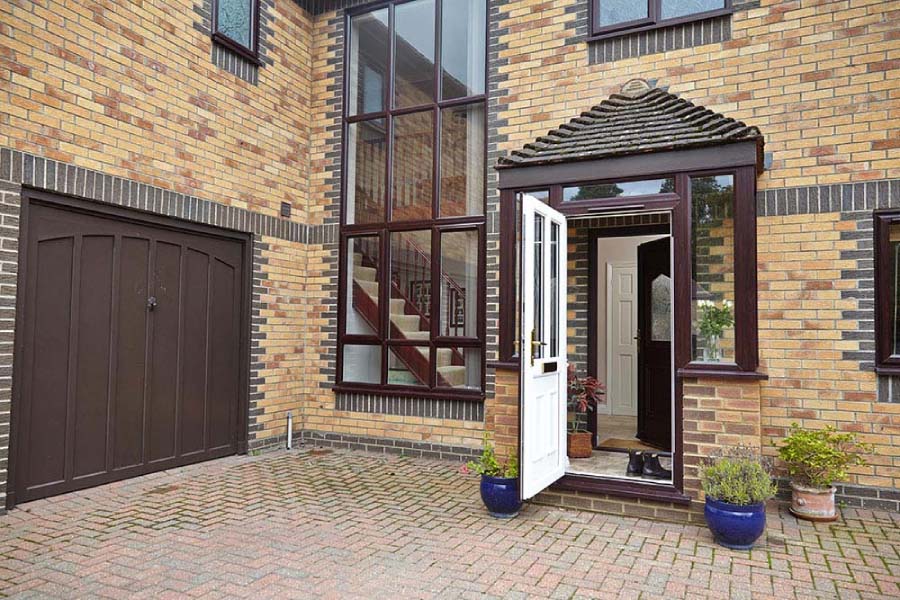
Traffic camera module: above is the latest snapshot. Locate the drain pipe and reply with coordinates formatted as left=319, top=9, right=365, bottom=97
left=286, top=411, right=293, bottom=450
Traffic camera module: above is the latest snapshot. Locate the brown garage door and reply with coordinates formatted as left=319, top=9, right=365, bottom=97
left=11, top=193, right=248, bottom=506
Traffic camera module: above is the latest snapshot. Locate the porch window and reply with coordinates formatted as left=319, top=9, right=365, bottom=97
left=212, top=0, right=259, bottom=60
left=338, top=0, right=487, bottom=396
left=591, top=0, right=730, bottom=38
left=875, top=211, right=900, bottom=374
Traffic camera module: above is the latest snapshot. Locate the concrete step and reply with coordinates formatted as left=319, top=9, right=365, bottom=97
left=403, top=331, right=429, bottom=341
left=392, top=314, right=420, bottom=331
left=355, top=265, right=377, bottom=282
left=356, top=280, right=378, bottom=297
left=390, top=298, right=406, bottom=314
left=435, top=348, right=453, bottom=368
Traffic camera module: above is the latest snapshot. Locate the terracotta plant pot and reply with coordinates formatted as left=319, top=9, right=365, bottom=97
left=567, top=431, right=592, bottom=458
left=789, top=481, right=838, bottom=522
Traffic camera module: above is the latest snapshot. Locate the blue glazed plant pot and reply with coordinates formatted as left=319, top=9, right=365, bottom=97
left=480, top=475, right=522, bottom=518
left=704, top=497, right=767, bottom=550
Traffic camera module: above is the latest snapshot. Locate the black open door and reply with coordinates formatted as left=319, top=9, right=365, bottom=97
left=636, top=237, right=672, bottom=451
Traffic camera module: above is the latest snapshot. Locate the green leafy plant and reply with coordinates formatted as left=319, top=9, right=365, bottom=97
left=777, top=423, right=873, bottom=489
left=700, top=447, right=777, bottom=506
left=566, top=365, right=605, bottom=433
left=463, top=435, right=518, bottom=478
left=697, top=299, right=734, bottom=341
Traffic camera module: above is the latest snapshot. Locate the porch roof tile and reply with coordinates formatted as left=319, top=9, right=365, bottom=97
left=497, top=85, right=764, bottom=169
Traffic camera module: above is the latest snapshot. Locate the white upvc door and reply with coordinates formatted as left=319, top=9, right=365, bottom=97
left=607, top=262, right=638, bottom=417
left=520, top=194, right=567, bottom=500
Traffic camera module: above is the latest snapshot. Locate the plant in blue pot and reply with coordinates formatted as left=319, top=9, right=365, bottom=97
left=462, top=436, right=521, bottom=518
left=700, top=447, right=777, bottom=550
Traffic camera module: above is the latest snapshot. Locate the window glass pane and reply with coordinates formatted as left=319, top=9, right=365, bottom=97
left=651, top=274, right=672, bottom=342
left=549, top=222, right=559, bottom=357
left=891, top=223, right=900, bottom=356
left=394, top=0, right=435, bottom=109
left=598, top=0, right=648, bottom=27
left=346, top=119, right=387, bottom=224
left=436, top=347, right=481, bottom=390
left=515, top=191, right=546, bottom=355
left=440, top=230, right=478, bottom=337
left=216, top=0, right=253, bottom=48
left=440, top=103, right=484, bottom=217
left=392, top=111, right=434, bottom=221
left=691, top=175, right=735, bottom=363
left=563, top=178, right=674, bottom=202
left=346, top=236, right=381, bottom=335
left=533, top=214, right=544, bottom=360
left=440, top=0, right=485, bottom=100
left=661, top=0, right=725, bottom=20
left=342, top=344, right=382, bottom=384
left=348, top=9, right=389, bottom=116
left=388, top=346, right=430, bottom=386
left=389, top=230, right=432, bottom=340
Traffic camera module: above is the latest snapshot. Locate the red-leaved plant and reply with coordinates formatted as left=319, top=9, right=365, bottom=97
left=567, top=365, right=605, bottom=433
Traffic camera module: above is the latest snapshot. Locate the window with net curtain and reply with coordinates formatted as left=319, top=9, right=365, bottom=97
left=594, top=0, right=728, bottom=34
left=339, top=0, right=487, bottom=394
left=214, top=0, right=257, bottom=54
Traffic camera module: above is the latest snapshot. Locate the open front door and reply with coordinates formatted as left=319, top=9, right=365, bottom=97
left=520, top=194, right=567, bottom=500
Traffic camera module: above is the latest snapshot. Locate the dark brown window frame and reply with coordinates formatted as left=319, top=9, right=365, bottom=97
left=211, top=0, right=261, bottom=64
left=497, top=163, right=762, bottom=380
left=875, top=209, right=900, bottom=375
left=588, top=0, right=732, bottom=41
left=335, top=0, right=488, bottom=400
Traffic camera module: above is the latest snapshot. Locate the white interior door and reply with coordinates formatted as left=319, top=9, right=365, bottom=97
left=607, top=262, right=638, bottom=417
left=520, top=194, right=567, bottom=500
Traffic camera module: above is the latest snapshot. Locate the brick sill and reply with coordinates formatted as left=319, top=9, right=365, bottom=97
left=678, top=367, right=768, bottom=381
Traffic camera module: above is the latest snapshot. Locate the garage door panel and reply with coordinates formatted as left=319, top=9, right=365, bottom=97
left=112, top=235, right=150, bottom=471
left=180, top=249, right=210, bottom=457
left=147, top=241, right=181, bottom=463
left=208, top=258, right=238, bottom=451
left=15, top=200, right=246, bottom=505
left=72, top=235, right=115, bottom=479
left=26, top=236, right=74, bottom=491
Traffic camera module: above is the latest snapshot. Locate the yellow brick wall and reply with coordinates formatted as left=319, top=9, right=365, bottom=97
left=1, top=0, right=313, bottom=219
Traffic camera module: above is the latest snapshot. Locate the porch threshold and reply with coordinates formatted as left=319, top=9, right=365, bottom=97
left=552, top=474, right=692, bottom=506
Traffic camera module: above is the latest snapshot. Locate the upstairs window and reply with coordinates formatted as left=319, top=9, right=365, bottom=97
left=875, top=211, right=900, bottom=374
left=338, top=0, right=487, bottom=397
left=213, top=0, right=259, bottom=61
left=592, top=0, right=730, bottom=37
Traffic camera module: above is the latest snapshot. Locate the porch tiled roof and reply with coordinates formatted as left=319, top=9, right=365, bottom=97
left=497, top=86, right=763, bottom=168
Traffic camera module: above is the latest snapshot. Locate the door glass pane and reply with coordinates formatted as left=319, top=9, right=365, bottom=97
left=549, top=222, right=559, bottom=357
left=348, top=9, right=389, bottom=116
left=440, top=230, right=478, bottom=337
left=346, top=119, right=386, bottom=224
left=216, top=0, right=253, bottom=48
left=342, top=344, right=382, bottom=383
left=389, top=230, right=432, bottom=340
left=651, top=274, right=672, bottom=342
left=563, top=178, right=674, bottom=201
left=394, top=0, right=435, bottom=109
left=660, top=0, right=725, bottom=20
left=440, top=103, right=484, bottom=217
left=435, top=347, right=481, bottom=390
left=891, top=223, right=900, bottom=355
left=392, top=110, right=434, bottom=222
left=691, top=174, right=735, bottom=363
left=388, top=346, right=430, bottom=386
left=440, top=0, right=485, bottom=100
left=598, top=0, right=648, bottom=27
left=533, top=214, right=544, bottom=360
left=346, top=236, right=380, bottom=335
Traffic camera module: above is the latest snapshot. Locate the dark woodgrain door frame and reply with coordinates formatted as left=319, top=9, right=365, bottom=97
left=8, top=189, right=252, bottom=508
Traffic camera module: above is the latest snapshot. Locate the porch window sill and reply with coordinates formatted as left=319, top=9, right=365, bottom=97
left=552, top=474, right=692, bottom=506
left=487, top=360, right=519, bottom=371
left=875, top=366, right=900, bottom=376
left=332, top=384, right=485, bottom=401
left=678, top=367, right=768, bottom=381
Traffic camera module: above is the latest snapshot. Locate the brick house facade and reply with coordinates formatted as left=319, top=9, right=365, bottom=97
left=1, top=0, right=898, bottom=518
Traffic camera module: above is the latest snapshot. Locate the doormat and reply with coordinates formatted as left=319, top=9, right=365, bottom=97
left=597, top=438, right=658, bottom=453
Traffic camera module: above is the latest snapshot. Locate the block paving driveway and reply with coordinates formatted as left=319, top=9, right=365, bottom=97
left=0, top=449, right=898, bottom=598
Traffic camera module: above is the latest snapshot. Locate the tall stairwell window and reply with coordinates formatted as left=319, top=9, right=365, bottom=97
left=338, top=0, right=487, bottom=396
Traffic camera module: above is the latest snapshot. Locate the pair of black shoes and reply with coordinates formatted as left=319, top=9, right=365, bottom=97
left=626, top=450, right=671, bottom=479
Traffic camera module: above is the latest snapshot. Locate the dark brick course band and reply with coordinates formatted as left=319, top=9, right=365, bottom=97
left=336, top=393, right=485, bottom=421
left=588, top=15, right=731, bottom=65
left=757, top=179, right=900, bottom=217
left=300, top=430, right=480, bottom=461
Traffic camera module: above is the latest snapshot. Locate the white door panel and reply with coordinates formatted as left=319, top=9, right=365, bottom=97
left=520, top=194, right=567, bottom=500
left=607, top=262, right=638, bottom=417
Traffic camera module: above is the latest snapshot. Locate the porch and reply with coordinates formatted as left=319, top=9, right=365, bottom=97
left=1, top=448, right=897, bottom=598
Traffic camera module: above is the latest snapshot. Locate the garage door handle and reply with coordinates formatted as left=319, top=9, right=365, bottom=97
left=147, top=296, right=158, bottom=311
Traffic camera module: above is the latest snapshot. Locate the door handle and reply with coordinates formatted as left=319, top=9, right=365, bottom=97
left=147, top=296, right=158, bottom=311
